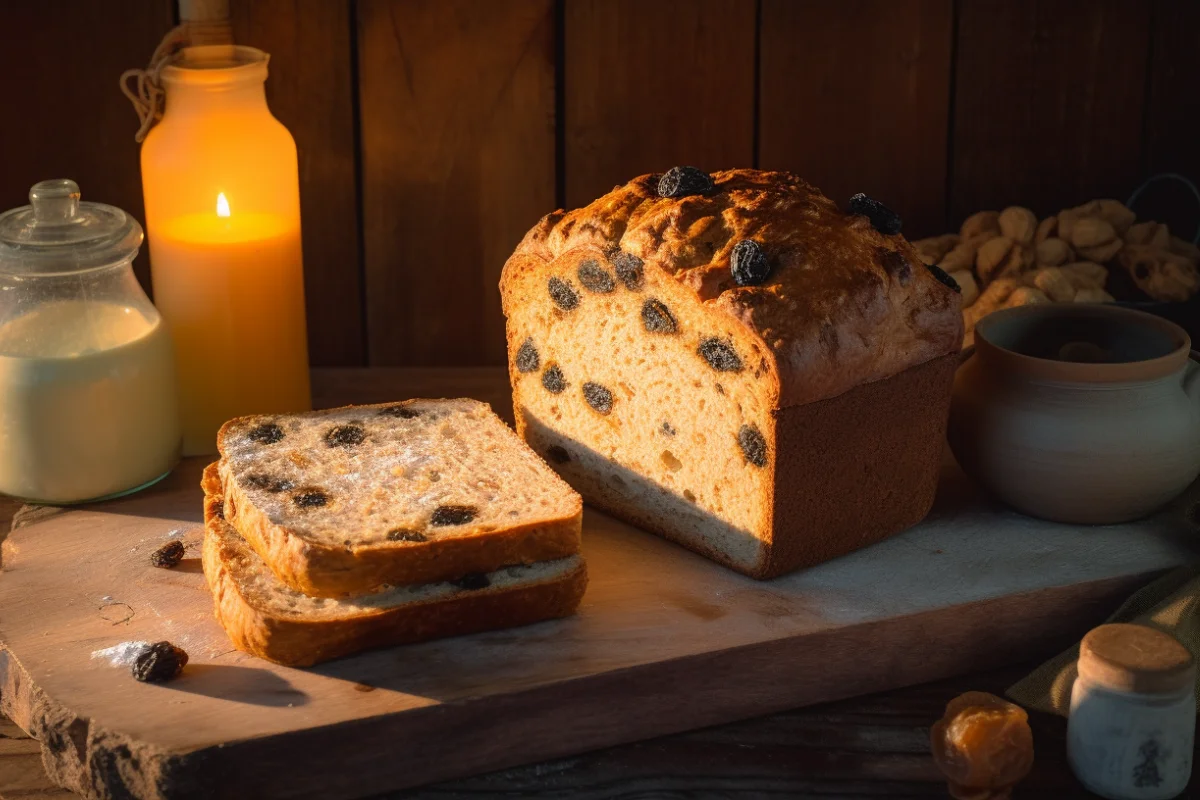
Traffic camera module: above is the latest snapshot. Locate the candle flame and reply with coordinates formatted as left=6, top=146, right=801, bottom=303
left=216, top=193, right=231, bottom=218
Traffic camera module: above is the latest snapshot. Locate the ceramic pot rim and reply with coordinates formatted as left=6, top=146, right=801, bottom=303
left=974, top=304, right=1193, bottom=383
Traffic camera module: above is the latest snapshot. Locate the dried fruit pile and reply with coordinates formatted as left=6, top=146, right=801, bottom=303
left=914, top=201, right=1200, bottom=345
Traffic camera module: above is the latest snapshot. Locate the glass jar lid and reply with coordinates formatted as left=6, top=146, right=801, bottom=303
left=0, top=179, right=144, bottom=275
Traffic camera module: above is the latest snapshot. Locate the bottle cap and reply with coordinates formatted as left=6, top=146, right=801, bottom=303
left=1079, top=623, right=1196, bottom=695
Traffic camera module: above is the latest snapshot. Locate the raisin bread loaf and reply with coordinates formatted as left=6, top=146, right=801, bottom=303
left=201, top=464, right=587, bottom=666
left=216, top=399, right=582, bottom=597
left=500, top=168, right=963, bottom=579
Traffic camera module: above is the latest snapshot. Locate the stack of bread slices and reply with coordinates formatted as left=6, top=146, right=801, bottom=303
left=201, top=399, right=587, bottom=666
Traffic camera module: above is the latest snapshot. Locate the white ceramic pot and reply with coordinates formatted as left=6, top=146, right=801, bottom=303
left=949, top=304, right=1200, bottom=524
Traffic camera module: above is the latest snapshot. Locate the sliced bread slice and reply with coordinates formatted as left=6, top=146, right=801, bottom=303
left=201, top=463, right=587, bottom=666
left=216, top=399, right=582, bottom=597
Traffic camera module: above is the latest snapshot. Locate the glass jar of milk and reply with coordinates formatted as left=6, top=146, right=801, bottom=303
left=0, top=179, right=181, bottom=503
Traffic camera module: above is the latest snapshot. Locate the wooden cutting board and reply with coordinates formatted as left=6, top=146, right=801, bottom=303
left=2, top=457, right=1197, bottom=800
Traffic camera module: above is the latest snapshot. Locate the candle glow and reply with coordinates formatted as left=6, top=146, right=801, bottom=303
left=140, top=45, right=311, bottom=456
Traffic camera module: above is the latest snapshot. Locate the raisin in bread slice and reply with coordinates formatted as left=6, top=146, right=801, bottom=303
left=202, top=464, right=586, bottom=666
left=216, top=399, right=582, bottom=597
left=501, top=169, right=962, bottom=579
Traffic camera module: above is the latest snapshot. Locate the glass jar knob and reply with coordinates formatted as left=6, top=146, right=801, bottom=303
left=29, top=179, right=81, bottom=225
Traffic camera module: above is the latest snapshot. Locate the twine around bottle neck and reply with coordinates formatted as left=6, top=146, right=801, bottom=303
left=119, top=19, right=235, bottom=143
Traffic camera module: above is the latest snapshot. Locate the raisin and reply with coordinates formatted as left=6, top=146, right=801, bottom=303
left=738, top=425, right=768, bottom=468
left=641, top=298, right=678, bottom=333
left=293, top=488, right=329, bottom=509
left=577, top=260, right=615, bottom=293
left=431, top=505, right=478, bottom=526
left=661, top=421, right=676, bottom=436
left=879, top=248, right=913, bottom=285
left=378, top=405, right=420, bottom=419
left=245, top=473, right=271, bottom=490
left=542, top=364, right=566, bottom=394
left=516, top=338, right=540, bottom=373
left=698, top=338, right=744, bottom=372
left=150, top=540, right=185, bottom=569
left=548, top=277, right=580, bottom=311
left=325, top=424, right=366, bottom=449
left=452, top=573, right=491, bottom=590
left=131, top=641, right=188, bottom=683
left=582, top=382, right=614, bottom=415
left=247, top=422, right=284, bottom=444
left=848, top=193, right=902, bottom=235
left=657, top=166, right=714, bottom=198
left=730, top=239, right=771, bottom=286
left=610, top=250, right=645, bottom=290
left=245, top=474, right=295, bottom=493
left=926, top=263, right=961, bottom=292
left=387, top=528, right=427, bottom=543
left=1135, top=264, right=1150, bottom=280
left=546, top=445, right=571, bottom=464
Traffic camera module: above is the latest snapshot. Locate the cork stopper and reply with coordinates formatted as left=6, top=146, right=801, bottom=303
left=1079, top=623, right=1195, bottom=695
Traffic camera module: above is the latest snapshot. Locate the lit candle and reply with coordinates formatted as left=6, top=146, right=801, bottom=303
left=141, top=45, right=311, bottom=455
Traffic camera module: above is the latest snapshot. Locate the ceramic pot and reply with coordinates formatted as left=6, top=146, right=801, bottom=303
left=949, top=304, right=1200, bottom=524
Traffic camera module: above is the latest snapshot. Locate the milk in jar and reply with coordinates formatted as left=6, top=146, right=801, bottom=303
left=0, top=180, right=181, bottom=503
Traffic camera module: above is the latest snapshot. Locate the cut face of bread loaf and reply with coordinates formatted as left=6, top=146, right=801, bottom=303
left=501, top=169, right=962, bottom=578
left=201, top=465, right=587, bottom=666
left=216, top=399, right=582, bottom=597
left=509, top=261, right=777, bottom=571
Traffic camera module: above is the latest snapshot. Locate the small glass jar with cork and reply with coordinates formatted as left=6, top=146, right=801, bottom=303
left=1068, top=623, right=1196, bottom=799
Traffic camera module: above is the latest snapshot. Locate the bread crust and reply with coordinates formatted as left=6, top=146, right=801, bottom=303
left=501, top=170, right=963, bottom=411
left=761, top=351, right=957, bottom=578
left=202, top=465, right=587, bottom=667
left=216, top=402, right=583, bottom=597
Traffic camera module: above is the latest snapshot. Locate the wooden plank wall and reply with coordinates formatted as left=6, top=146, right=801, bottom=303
left=230, top=0, right=365, bottom=366
left=0, top=0, right=176, bottom=288
left=563, top=0, right=756, bottom=209
left=950, top=0, right=1151, bottom=222
left=357, top=0, right=556, bottom=367
left=1, top=0, right=1197, bottom=368
left=759, top=0, right=954, bottom=237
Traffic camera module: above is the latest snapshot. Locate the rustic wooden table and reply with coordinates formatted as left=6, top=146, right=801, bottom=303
left=1, top=368, right=1193, bottom=799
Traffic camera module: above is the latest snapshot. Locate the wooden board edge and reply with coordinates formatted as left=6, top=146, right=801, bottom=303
left=1, top=505, right=64, bottom=569
left=0, top=572, right=1152, bottom=800
left=0, top=647, right=169, bottom=798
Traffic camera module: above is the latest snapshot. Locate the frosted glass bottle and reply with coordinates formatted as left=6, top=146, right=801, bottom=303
left=141, top=44, right=310, bottom=456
